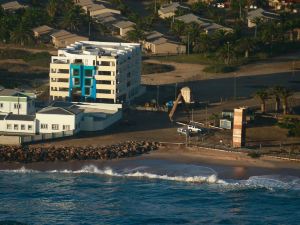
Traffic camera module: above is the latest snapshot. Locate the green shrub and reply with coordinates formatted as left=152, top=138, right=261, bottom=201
left=247, top=151, right=261, bottom=158
left=142, top=62, right=175, bottom=75
left=203, top=64, right=237, bottom=73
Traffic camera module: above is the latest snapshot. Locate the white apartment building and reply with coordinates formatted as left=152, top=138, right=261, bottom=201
left=0, top=89, right=36, bottom=115
left=50, top=41, right=142, bottom=104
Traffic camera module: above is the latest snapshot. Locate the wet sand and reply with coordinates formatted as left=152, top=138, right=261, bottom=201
left=1, top=147, right=299, bottom=180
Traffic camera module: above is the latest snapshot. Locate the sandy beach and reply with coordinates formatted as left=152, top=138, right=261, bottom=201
left=1, top=147, right=299, bottom=180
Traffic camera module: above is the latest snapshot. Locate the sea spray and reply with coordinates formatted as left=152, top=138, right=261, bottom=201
left=1, top=163, right=299, bottom=190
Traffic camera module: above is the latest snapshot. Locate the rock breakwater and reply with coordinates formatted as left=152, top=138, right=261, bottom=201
left=0, top=141, right=159, bottom=163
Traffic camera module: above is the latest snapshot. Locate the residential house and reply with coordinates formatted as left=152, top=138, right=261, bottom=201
left=268, top=0, right=299, bottom=10
left=50, top=30, right=89, bottom=48
left=143, top=32, right=186, bottom=55
left=288, top=28, right=300, bottom=41
left=112, top=20, right=135, bottom=37
left=0, top=89, right=36, bottom=115
left=1, top=1, right=27, bottom=11
left=74, top=0, right=120, bottom=17
left=176, top=13, right=233, bottom=34
left=32, top=25, right=54, bottom=38
left=94, top=12, right=119, bottom=25
left=158, top=2, right=181, bottom=19
left=247, top=8, right=280, bottom=28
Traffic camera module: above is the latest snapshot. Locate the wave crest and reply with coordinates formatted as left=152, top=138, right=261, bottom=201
left=1, top=165, right=299, bottom=190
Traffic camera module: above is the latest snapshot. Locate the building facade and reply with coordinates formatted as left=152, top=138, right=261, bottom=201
left=232, top=107, right=246, bottom=148
left=0, top=89, right=36, bottom=115
left=50, top=41, right=142, bottom=104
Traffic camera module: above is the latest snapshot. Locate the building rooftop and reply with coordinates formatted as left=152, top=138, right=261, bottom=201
left=87, top=3, right=106, bottom=11
left=38, top=102, right=83, bottom=115
left=145, top=31, right=164, bottom=41
left=159, top=2, right=181, bottom=14
left=56, top=41, right=140, bottom=58
left=74, top=0, right=94, bottom=7
left=176, top=13, right=211, bottom=26
left=32, top=25, right=54, bottom=35
left=38, top=106, right=83, bottom=115
left=50, top=30, right=72, bottom=38
left=247, top=8, right=280, bottom=20
left=5, top=114, right=36, bottom=121
left=113, top=20, right=135, bottom=29
left=1, top=1, right=27, bottom=11
left=0, top=89, right=35, bottom=98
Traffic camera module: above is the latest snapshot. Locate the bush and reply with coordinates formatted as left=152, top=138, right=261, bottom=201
left=247, top=151, right=261, bottom=158
left=203, top=64, right=237, bottom=73
left=142, top=62, right=175, bottom=75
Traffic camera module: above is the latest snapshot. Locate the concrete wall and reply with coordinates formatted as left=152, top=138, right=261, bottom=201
left=0, top=136, right=21, bottom=145
left=81, top=110, right=122, bottom=131
left=154, top=42, right=186, bottom=54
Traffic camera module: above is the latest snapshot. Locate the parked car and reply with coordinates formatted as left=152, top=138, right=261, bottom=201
left=177, top=127, right=190, bottom=135
left=187, top=125, right=202, bottom=133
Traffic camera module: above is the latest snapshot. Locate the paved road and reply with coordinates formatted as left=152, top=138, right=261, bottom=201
left=171, top=71, right=300, bottom=102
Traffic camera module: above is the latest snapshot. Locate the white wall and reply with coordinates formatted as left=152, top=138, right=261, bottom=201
left=0, top=99, right=33, bottom=115
left=36, top=113, right=82, bottom=134
left=0, top=119, right=36, bottom=134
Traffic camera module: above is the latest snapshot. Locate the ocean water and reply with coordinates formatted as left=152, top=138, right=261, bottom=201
left=0, top=160, right=299, bottom=225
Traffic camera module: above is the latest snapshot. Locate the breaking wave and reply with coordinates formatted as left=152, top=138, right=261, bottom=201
left=1, top=165, right=299, bottom=190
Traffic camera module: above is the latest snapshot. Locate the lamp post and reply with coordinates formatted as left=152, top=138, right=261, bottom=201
left=234, top=72, right=237, bottom=100
left=227, top=41, right=230, bottom=65
left=156, top=85, right=159, bottom=108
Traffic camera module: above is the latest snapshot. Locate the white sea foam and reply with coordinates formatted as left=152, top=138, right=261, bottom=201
left=0, top=166, right=38, bottom=173
left=1, top=165, right=299, bottom=190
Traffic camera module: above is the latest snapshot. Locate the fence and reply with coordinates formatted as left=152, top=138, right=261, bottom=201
left=0, top=130, right=75, bottom=145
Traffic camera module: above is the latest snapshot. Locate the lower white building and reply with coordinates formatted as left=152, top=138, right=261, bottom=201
left=36, top=102, right=83, bottom=134
left=0, top=114, right=36, bottom=134
left=0, top=102, right=122, bottom=137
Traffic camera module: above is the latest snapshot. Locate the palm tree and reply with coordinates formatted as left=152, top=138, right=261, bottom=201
left=255, top=89, right=269, bottom=113
left=61, top=5, right=86, bottom=32
left=270, top=86, right=283, bottom=113
left=10, top=23, right=33, bottom=46
left=236, top=37, right=254, bottom=58
left=252, top=17, right=262, bottom=38
left=126, top=26, right=145, bottom=42
left=47, top=0, right=58, bottom=21
left=278, top=88, right=293, bottom=115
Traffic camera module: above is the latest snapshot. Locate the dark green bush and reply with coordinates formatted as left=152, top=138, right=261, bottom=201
left=247, top=151, right=261, bottom=158
left=203, top=64, right=237, bottom=73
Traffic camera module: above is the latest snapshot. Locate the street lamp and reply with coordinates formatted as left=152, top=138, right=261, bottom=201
left=233, top=72, right=237, bottom=100
left=227, top=41, right=230, bottom=65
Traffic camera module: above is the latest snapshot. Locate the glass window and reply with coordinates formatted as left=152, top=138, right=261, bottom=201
left=28, top=125, right=32, bottom=130
left=7, top=124, right=12, bottom=130
left=96, top=89, right=111, bottom=94
left=98, top=71, right=111, bottom=76
left=85, top=70, right=93, bottom=77
left=52, top=124, right=59, bottom=130
left=21, top=125, right=25, bottom=130
left=0, top=103, right=3, bottom=108
left=14, top=124, right=19, bottom=130
left=73, top=69, right=80, bottom=76
left=63, top=125, right=70, bottom=130
left=96, top=80, right=111, bottom=85
left=14, top=103, right=21, bottom=109
left=41, top=124, right=48, bottom=129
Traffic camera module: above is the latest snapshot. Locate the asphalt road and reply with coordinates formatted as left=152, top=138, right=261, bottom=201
left=171, top=71, right=300, bottom=102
